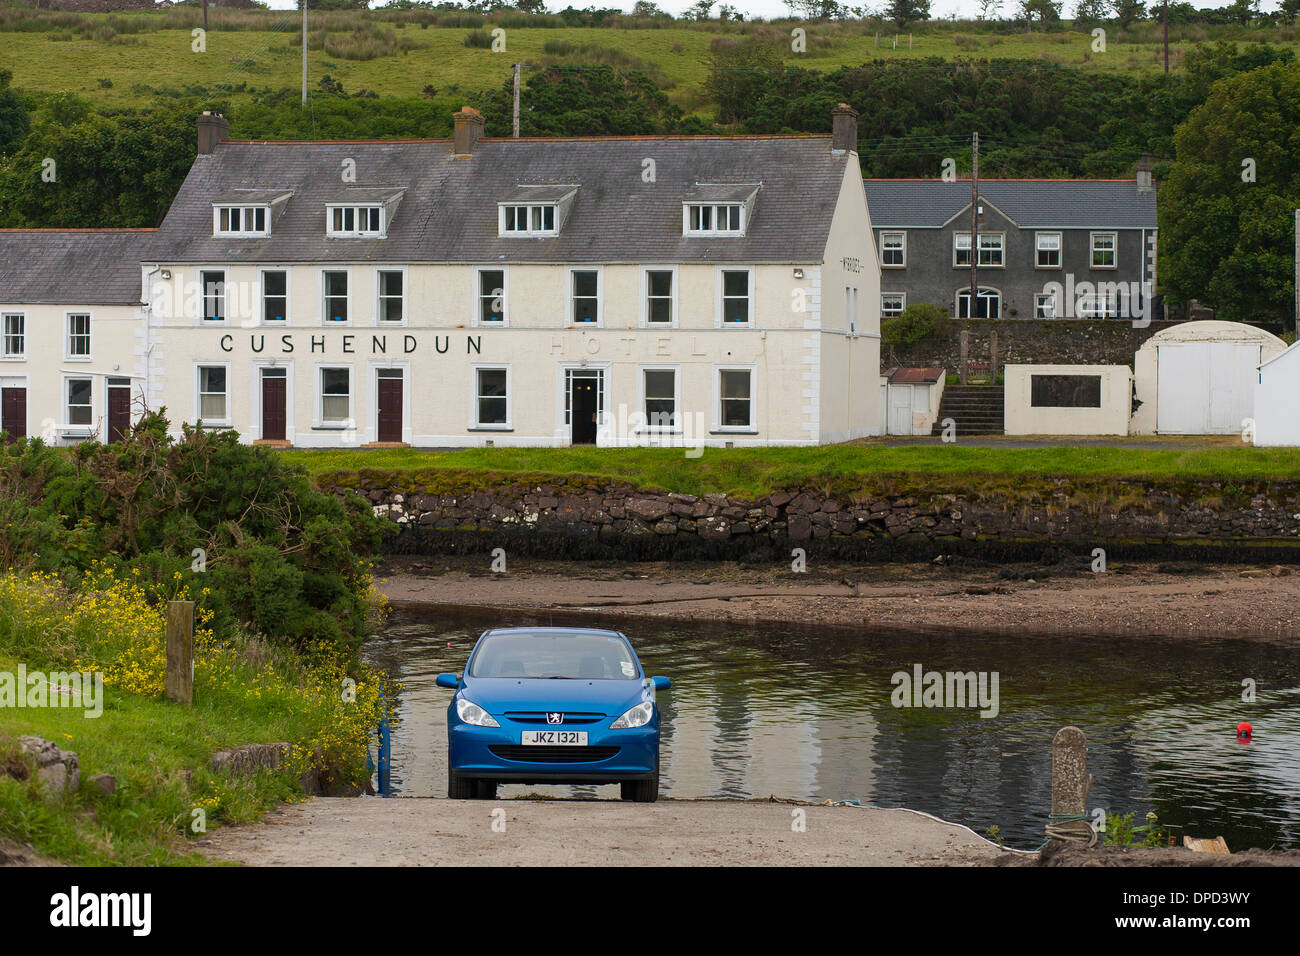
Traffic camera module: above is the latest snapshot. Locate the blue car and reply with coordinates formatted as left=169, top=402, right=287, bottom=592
left=436, top=627, right=670, bottom=802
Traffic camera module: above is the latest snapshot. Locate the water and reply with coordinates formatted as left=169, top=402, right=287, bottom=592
left=362, top=604, right=1300, bottom=852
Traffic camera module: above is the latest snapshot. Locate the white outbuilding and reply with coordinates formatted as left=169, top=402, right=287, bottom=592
left=1253, top=341, right=1300, bottom=446
left=1131, top=320, right=1287, bottom=435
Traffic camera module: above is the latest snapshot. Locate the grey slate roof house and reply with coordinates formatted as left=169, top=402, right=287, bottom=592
left=864, top=176, right=1158, bottom=322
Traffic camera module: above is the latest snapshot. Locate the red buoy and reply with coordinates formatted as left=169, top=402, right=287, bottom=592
left=1237, top=721, right=1253, bottom=742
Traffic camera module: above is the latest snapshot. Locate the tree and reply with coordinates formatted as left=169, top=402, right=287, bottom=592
left=0, top=69, right=29, bottom=157
left=885, top=0, right=931, bottom=27
left=475, top=66, right=683, bottom=136
left=688, top=0, right=713, bottom=20
left=1226, top=0, right=1259, bottom=25
left=630, top=0, right=666, bottom=15
left=977, top=0, right=1003, bottom=19
left=1159, top=61, right=1300, bottom=325
left=1113, top=0, right=1145, bottom=27
left=1073, top=0, right=1110, bottom=22
left=1020, top=0, right=1062, bottom=27
left=1282, top=0, right=1300, bottom=25
left=704, top=39, right=784, bottom=124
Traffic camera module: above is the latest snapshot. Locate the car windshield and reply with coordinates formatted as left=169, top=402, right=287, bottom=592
left=469, top=632, right=639, bottom=680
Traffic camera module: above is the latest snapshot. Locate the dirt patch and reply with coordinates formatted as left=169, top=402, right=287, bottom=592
left=0, top=838, right=60, bottom=867
left=998, top=840, right=1300, bottom=867
left=375, top=556, right=1300, bottom=639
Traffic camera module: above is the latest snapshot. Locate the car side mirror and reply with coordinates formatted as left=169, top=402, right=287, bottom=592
left=435, top=673, right=460, bottom=689
left=651, top=676, right=671, bottom=691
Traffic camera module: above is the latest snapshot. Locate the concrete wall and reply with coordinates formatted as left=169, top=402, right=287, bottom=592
left=1003, top=364, right=1131, bottom=436
left=1131, top=321, right=1287, bottom=435
left=1254, top=342, right=1300, bottom=447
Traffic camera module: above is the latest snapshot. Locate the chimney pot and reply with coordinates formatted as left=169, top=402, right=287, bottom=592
left=831, top=103, right=859, bottom=153
left=197, top=111, right=229, bottom=156
left=453, top=106, right=485, bottom=156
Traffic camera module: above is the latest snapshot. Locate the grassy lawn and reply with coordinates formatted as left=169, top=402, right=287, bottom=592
left=0, top=19, right=1279, bottom=115
left=283, top=443, right=1300, bottom=499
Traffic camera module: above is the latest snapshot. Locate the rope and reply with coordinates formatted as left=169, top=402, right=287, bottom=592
left=1042, top=811, right=1097, bottom=849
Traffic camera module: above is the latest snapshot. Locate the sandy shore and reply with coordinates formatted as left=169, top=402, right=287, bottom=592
left=375, top=555, right=1300, bottom=638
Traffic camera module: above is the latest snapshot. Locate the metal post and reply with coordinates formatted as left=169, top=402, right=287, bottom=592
left=512, top=63, right=521, bottom=139
left=377, top=683, right=391, bottom=797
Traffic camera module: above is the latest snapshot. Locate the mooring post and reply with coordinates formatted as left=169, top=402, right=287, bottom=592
left=165, top=600, right=194, bottom=706
left=1047, top=725, right=1094, bottom=845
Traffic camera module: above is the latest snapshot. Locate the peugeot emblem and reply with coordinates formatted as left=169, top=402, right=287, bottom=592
left=546, top=712, right=563, bottom=724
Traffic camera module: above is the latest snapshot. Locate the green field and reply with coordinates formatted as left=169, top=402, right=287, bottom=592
left=283, top=443, right=1300, bottom=499
left=1, top=9, right=1291, bottom=116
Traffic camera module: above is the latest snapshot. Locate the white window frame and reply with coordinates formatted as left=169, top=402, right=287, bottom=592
left=316, top=364, right=354, bottom=430
left=683, top=203, right=746, bottom=237
left=321, top=268, right=351, bottom=326
left=194, top=362, right=232, bottom=428
left=498, top=203, right=558, bottom=237
left=1034, top=292, right=1058, bottom=318
left=470, top=364, right=512, bottom=431
left=716, top=266, right=754, bottom=327
left=63, top=374, right=94, bottom=431
left=65, top=312, right=92, bottom=361
left=1091, top=231, right=1118, bottom=269
left=1035, top=231, right=1062, bottom=269
left=474, top=266, right=509, bottom=327
left=713, top=365, right=757, bottom=434
left=375, top=267, right=407, bottom=327
left=637, top=365, right=681, bottom=433
left=953, top=232, right=1005, bottom=268
left=259, top=268, right=289, bottom=324
left=1076, top=291, right=1120, bottom=319
left=955, top=286, right=1002, bottom=319
left=640, top=266, right=677, bottom=328
left=2, top=313, right=24, bottom=359
left=881, top=292, right=906, bottom=318
left=568, top=266, right=603, bottom=327
left=213, top=205, right=270, bottom=238
left=880, top=231, right=906, bottom=267
left=198, top=268, right=227, bottom=324
left=326, top=204, right=383, bottom=238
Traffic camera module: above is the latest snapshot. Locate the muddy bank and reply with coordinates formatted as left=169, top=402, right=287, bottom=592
left=198, top=796, right=1005, bottom=867
left=375, top=555, right=1300, bottom=638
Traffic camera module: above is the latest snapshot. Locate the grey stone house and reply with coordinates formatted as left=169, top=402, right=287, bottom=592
left=864, top=177, right=1158, bottom=322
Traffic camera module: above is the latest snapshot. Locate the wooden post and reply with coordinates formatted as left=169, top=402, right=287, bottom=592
left=166, top=601, right=194, bottom=706
left=959, top=330, right=970, bottom=385
left=1049, top=726, right=1091, bottom=843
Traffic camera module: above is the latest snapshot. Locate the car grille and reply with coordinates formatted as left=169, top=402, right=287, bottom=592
left=504, top=712, right=606, bottom=724
left=489, top=746, right=620, bottom=763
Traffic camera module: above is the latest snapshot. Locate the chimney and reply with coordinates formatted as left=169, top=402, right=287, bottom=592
left=453, top=106, right=485, bottom=157
left=831, top=103, right=859, bottom=153
left=197, top=111, right=229, bottom=156
left=1136, top=154, right=1154, bottom=192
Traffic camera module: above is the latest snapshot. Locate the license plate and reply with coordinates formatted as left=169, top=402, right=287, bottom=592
left=521, top=730, right=588, bottom=746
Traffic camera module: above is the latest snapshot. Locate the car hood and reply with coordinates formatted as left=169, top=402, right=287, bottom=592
left=460, top=677, right=650, bottom=715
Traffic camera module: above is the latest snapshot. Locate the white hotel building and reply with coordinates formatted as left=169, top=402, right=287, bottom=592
left=0, top=106, right=882, bottom=448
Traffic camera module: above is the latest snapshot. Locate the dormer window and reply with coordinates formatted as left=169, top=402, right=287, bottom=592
left=214, top=205, right=269, bottom=237
left=502, top=204, right=556, bottom=235
left=682, top=183, right=759, bottom=238
left=497, top=185, right=577, bottom=238
left=328, top=205, right=383, bottom=238
left=686, top=204, right=743, bottom=235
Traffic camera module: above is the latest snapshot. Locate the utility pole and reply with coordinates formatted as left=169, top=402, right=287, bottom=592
left=1163, top=0, right=1169, bottom=74
left=1294, top=209, right=1299, bottom=336
left=203, top=0, right=208, bottom=32
left=512, top=63, right=521, bottom=139
left=970, top=131, right=979, bottom=318
left=301, top=2, right=308, bottom=107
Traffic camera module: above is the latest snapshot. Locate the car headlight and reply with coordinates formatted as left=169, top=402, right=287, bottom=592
left=610, top=700, right=654, bottom=729
left=456, top=698, right=500, bottom=728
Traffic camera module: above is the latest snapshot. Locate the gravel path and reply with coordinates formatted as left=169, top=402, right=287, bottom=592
left=198, top=797, right=1010, bottom=867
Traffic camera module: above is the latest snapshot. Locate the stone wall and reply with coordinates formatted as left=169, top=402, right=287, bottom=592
left=328, top=476, right=1300, bottom=564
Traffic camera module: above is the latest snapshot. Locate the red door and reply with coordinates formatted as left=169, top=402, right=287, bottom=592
left=377, top=376, right=403, bottom=443
left=107, top=383, right=131, bottom=443
left=1, top=387, right=25, bottom=440
left=262, top=375, right=286, bottom=441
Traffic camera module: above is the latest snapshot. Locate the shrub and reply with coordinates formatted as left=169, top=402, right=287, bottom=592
left=882, top=302, right=948, bottom=348
left=464, top=29, right=493, bottom=49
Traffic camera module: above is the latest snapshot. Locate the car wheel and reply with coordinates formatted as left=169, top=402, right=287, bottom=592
left=448, top=769, right=475, bottom=800
left=621, top=761, right=659, bottom=803
left=474, top=779, right=498, bottom=800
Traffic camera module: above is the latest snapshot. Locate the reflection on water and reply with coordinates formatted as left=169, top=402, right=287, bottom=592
left=362, top=604, right=1300, bottom=851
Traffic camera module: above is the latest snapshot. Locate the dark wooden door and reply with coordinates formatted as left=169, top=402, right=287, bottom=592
left=1, top=387, right=25, bottom=440
left=571, top=377, right=598, bottom=445
left=377, top=377, right=403, bottom=443
left=107, top=385, right=131, bottom=443
left=262, top=375, right=286, bottom=441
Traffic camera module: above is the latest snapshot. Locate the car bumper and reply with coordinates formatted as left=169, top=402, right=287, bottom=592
left=449, top=721, right=659, bottom=784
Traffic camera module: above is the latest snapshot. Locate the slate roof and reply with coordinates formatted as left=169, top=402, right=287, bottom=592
left=152, top=135, right=848, bottom=264
left=0, top=230, right=153, bottom=305
left=863, top=179, right=1157, bottom=230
